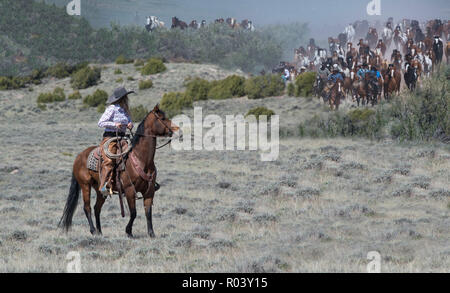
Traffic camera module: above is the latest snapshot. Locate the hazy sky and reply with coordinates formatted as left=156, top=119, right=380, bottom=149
left=46, top=0, right=449, bottom=36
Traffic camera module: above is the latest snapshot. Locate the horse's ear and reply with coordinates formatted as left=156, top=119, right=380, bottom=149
left=153, top=104, right=160, bottom=112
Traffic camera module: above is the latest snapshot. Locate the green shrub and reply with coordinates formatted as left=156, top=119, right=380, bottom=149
left=185, top=78, right=211, bottom=101
left=68, top=91, right=82, bottom=100
left=160, top=92, right=192, bottom=118
left=70, top=66, right=101, bottom=89
left=36, top=87, right=66, bottom=103
left=52, top=87, right=66, bottom=101
left=244, top=74, right=285, bottom=99
left=138, top=79, right=153, bottom=90
left=141, top=58, right=167, bottom=75
left=114, top=68, right=122, bottom=75
left=45, top=63, right=70, bottom=78
left=97, top=104, right=106, bottom=113
left=208, top=75, right=246, bottom=100
left=287, top=83, right=295, bottom=96
left=83, top=89, right=108, bottom=108
left=246, top=107, right=275, bottom=121
left=134, top=59, right=145, bottom=67
left=115, top=55, right=133, bottom=64
left=295, top=72, right=316, bottom=97
left=116, top=78, right=123, bottom=83
left=130, top=105, right=148, bottom=122
left=37, top=103, right=47, bottom=111
left=0, top=76, right=24, bottom=90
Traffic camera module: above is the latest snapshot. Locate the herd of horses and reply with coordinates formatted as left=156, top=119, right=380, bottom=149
left=145, top=16, right=255, bottom=32
left=282, top=18, right=449, bottom=110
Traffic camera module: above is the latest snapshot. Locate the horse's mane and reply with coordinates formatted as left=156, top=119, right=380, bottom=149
left=132, top=112, right=151, bottom=148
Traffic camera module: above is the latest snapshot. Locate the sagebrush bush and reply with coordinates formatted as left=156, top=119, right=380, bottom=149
left=45, top=63, right=70, bottom=78
left=295, top=72, right=316, bottom=97
left=138, top=79, right=153, bottom=90
left=130, top=105, right=148, bottom=122
left=208, top=75, right=246, bottom=100
left=389, top=77, right=449, bottom=142
left=160, top=92, right=192, bottom=118
left=68, top=91, right=82, bottom=100
left=185, top=78, right=211, bottom=101
left=0, top=76, right=24, bottom=90
left=70, top=66, right=101, bottom=89
left=134, top=59, right=145, bottom=67
left=36, top=87, right=66, bottom=103
left=244, top=75, right=285, bottom=99
left=115, top=55, right=133, bottom=64
left=287, top=83, right=295, bottom=96
left=83, top=89, right=108, bottom=108
left=141, top=58, right=167, bottom=75
left=246, top=107, right=275, bottom=121
left=114, top=69, right=122, bottom=75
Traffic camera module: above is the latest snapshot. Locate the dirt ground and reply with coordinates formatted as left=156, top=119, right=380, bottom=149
left=0, top=62, right=448, bottom=272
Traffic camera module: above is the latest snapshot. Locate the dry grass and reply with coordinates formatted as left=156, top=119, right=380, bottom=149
left=0, top=63, right=448, bottom=272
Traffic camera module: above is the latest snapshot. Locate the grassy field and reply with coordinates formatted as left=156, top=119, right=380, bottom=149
left=0, top=62, right=448, bottom=272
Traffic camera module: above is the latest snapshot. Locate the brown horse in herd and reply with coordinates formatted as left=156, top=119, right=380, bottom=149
left=329, top=79, right=345, bottom=110
left=59, top=105, right=180, bottom=238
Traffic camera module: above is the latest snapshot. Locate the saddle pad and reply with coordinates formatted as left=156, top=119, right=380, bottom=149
left=87, top=147, right=101, bottom=172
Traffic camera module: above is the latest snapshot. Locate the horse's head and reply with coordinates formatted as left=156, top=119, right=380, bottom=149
left=137, top=105, right=180, bottom=140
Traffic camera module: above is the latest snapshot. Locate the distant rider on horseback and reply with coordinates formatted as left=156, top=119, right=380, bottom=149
left=323, top=64, right=343, bottom=100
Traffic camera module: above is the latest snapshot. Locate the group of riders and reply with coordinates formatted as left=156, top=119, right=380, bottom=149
left=146, top=16, right=255, bottom=31
left=277, top=18, right=449, bottom=109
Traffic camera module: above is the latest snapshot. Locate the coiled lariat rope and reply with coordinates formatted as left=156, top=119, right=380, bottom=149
left=103, top=136, right=132, bottom=159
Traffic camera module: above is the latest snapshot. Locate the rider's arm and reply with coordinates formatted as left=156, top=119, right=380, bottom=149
left=98, top=105, right=116, bottom=129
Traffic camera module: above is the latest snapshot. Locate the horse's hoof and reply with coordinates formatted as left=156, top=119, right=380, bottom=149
left=148, top=231, right=156, bottom=238
left=127, top=233, right=134, bottom=238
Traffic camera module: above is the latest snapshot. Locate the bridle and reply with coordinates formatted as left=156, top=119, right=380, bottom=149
left=132, top=110, right=176, bottom=150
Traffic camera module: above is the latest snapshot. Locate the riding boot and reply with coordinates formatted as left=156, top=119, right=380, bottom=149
left=99, top=137, right=118, bottom=195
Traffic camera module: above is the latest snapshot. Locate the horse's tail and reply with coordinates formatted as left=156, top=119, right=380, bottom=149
left=58, top=173, right=81, bottom=232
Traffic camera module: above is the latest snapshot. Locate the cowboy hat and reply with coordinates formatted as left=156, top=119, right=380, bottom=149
left=107, top=87, right=135, bottom=104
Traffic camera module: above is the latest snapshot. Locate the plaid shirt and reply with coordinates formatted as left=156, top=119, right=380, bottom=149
left=98, top=105, right=131, bottom=133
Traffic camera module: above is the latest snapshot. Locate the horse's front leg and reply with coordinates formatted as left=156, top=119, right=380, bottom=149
left=144, top=195, right=156, bottom=238
left=125, top=191, right=137, bottom=238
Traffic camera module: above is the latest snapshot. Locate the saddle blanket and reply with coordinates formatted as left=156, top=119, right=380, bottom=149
left=87, top=147, right=101, bottom=172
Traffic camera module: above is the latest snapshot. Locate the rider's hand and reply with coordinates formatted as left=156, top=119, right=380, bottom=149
left=127, top=122, right=133, bottom=130
left=115, top=123, right=123, bottom=128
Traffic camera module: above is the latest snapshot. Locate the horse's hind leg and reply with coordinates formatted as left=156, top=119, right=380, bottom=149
left=82, top=185, right=96, bottom=235
left=94, top=190, right=105, bottom=235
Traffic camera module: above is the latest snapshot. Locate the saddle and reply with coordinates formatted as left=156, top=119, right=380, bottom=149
left=86, top=139, right=129, bottom=173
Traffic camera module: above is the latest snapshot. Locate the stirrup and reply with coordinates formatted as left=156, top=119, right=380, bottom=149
left=100, top=183, right=110, bottom=197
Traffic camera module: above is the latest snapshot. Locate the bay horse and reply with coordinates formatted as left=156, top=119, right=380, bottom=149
left=172, top=17, right=188, bottom=30
left=59, top=105, right=180, bottom=238
left=446, top=42, right=450, bottom=65
left=383, top=66, right=397, bottom=100
left=329, top=79, right=344, bottom=110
